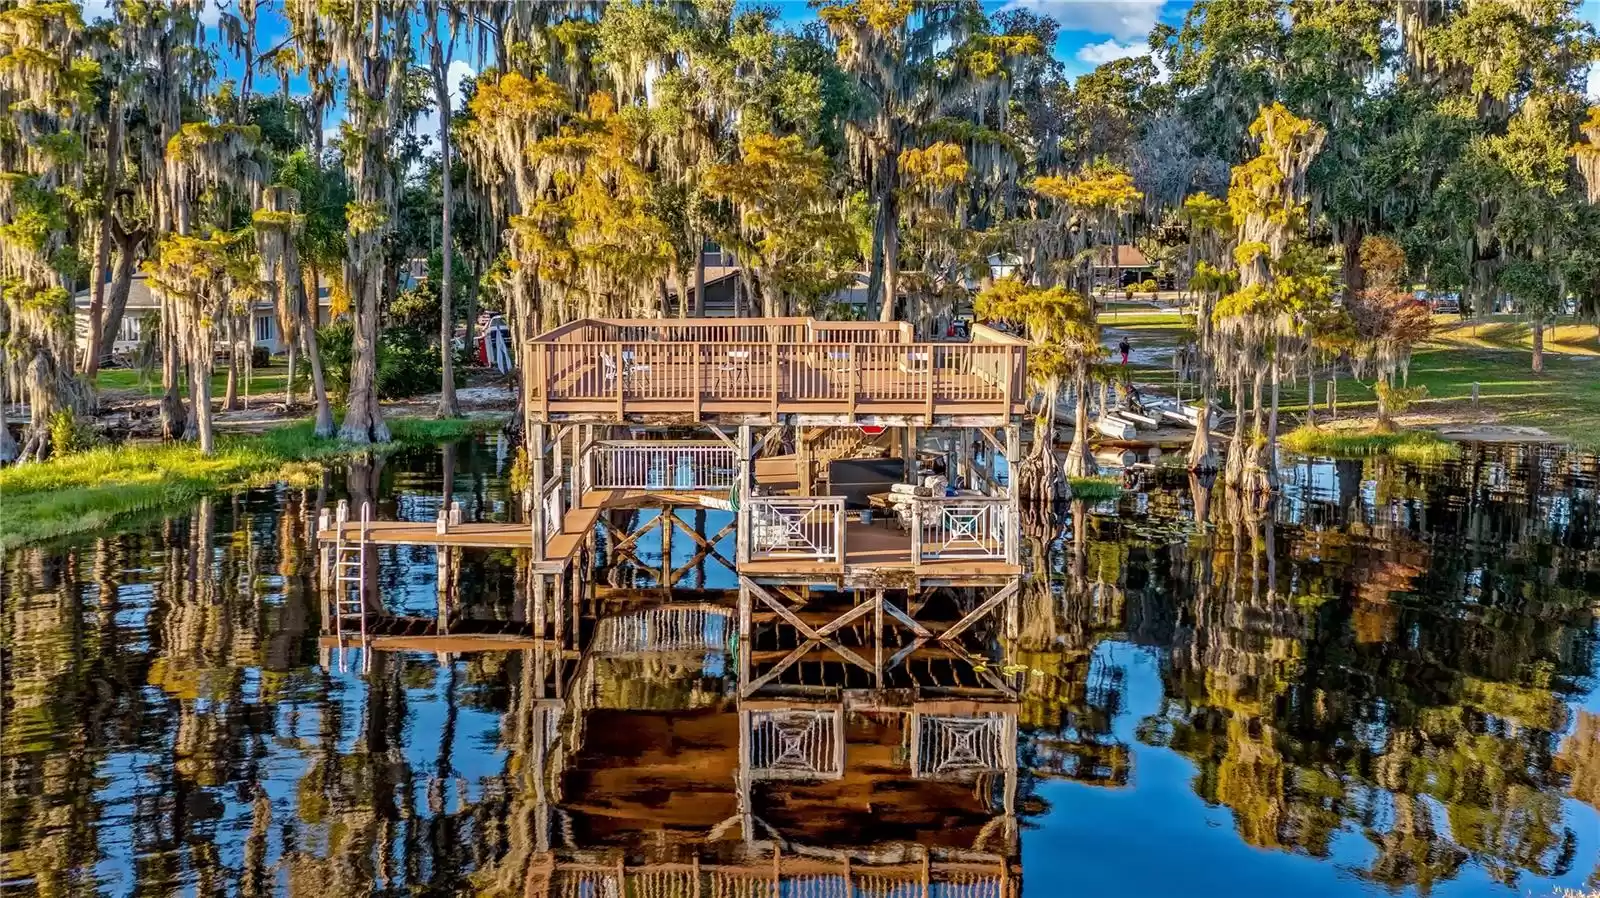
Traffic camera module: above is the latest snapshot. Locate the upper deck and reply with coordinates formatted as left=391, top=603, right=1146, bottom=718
left=525, top=317, right=1028, bottom=425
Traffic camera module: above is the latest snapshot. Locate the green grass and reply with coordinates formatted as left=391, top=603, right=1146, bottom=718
left=95, top=365, right=290, bottom=397
left=0, top=415, right=501, bottom=551
left=1112, top=315, right=1600, bottom=445
left=1280, top=425, right=1461, bottom=463
left=1069, top=476, right=1124, bottom=501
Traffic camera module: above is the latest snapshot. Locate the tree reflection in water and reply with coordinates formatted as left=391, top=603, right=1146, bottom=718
left=1, top=439, right=1596, bottom=896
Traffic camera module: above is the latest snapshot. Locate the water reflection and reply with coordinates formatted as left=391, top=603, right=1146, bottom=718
left=2, top=439, right=1597, bottom=896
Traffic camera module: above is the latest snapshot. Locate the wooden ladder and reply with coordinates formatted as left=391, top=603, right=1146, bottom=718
left=331, top=500, right=371, bottom=666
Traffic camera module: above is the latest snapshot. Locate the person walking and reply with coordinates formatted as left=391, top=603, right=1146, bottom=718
left=1118, top=336, right=1130, bottom=366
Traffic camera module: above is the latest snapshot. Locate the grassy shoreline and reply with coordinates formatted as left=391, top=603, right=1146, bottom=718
left=0, top=416, right=503, bottom=551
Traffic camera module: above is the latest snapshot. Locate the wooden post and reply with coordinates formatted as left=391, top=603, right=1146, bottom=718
left=692, top=344, right=702, bottom=419
left=736, top=423, right=752, bottom=564
left=537, top=342, right=549, bottom=419
left=1329, top=378, right=1337, bottom=419
left=531, top=423, right=547, bottom=562
left=738, top=577, right=753, bottom=694
left=1005, top=425, right=1022, bottom=566
left=911, top=499, right=923, bottom=568
left=614, top=341, right=625, bottom=418
left=532, top=571, right=546, bottom=639
left=846, top=345, right=858, bottom=417
left=660, top=508, right=674, bottom=587
left=552, top=422, right=566, bottom=523
left=873, top=591, right=883, bottom=688
left=1471, top=381, right=1480, bottom=408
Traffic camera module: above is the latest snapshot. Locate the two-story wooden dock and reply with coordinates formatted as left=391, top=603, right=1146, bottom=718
left=317, top=316, right=1031, bottom=690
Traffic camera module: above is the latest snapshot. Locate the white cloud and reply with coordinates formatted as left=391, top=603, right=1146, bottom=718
left=1000, top=0, right=1167, bottom=40
left=1076, top=38, right=1149, bottom=66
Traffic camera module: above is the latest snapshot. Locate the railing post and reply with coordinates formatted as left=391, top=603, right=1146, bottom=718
left=924, top=347, right=935, bottom=423
left=614, top=341, right=625, bottom=418
left=911, top=499, right=923, bottom=568
left=847, top=345, right=858, bottom=417
left=537, top=340, right=550, bottom=419
left=692, top=345, right=702, bottom=419
left=835, top=500, right=846, bottom=571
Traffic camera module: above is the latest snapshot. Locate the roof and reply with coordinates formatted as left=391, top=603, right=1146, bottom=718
left=1094, top=245, right=1150, bottom=269
left=74, top=274, right=158, bottom=310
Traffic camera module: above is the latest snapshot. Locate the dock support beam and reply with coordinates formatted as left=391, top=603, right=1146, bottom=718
left=736, top=423, right=752, bottom=565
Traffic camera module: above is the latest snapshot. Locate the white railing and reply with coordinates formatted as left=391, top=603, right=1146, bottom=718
left=747, top=708, right=844, bottom=780
left=589, top=605, right=731, bottom=655
left=911, top=713, right=1011, bottom=779
left=541, top=482, right=561, bottom=540
left=748, top=496, right=844, bottom=563
left=586, top=441, right=736, bottom=491
left=916, top=497, right=1008, bottom=561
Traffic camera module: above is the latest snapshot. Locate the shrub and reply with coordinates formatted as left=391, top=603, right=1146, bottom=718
left=49, top=409, right=101, bottom=456
left=250, top=345, right=270, bottom=368
left=300, top=319, right=462, bottom=401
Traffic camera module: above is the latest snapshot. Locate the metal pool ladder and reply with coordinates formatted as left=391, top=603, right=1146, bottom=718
left=331, top=500, right=371, bottom=656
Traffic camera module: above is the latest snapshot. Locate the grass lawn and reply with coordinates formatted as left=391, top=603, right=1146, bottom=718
left=0, top=416, right=502, bottom=551
left=95, top=364, right=291, bottom=397
left=1112, top=312, right=1600, bottom=446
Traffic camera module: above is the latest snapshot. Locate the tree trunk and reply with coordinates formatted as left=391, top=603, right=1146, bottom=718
left=463, top=258, right=477, bottom=365
left=285, top=342, right=296, bottom=407
left=693, top=238, right=705, bottom=318
left=340, top=261, right=390, bottom=444
left=1064, top=372, right=1094, bottom=478
left=191, top=358, right=215, bottom=453
left=82, top=110, right=124, bottom=380
left=224, top=342, right=240, bottom=411
left=103, top=234, right=138, bottom=352
left=1341, top=221, right=1365, bottom=299
left=879, top=188, right=900, bottom=323
left=1375, top=372, right=1394, bottom=432
left=1304, top=363, right=1316, bottom=429
left=1531, top=318, right=1545, bottom=373
left=1224, top=374, right=1246, bottom=487
left=1187, top=374, right=1217, bottom=472
left=300, top=301, right=335, bottom=437
left=436, top=60, right=459, bottom=419
left=160, top=323, right=186, bottom=441
left=672, top=257, right=688, bottom=319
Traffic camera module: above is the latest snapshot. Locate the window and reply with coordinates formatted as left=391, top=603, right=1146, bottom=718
left=255, top=315, right=273, bottom=344
left=118, top=316, right=140, bottom=344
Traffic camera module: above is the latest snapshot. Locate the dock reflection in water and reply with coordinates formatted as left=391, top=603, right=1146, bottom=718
left=2, top=437, right=1598, bottom=897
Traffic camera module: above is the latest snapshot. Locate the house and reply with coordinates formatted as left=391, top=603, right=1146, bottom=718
left=1091, top=244, right=1157, bottom=289
left=74, top=274, right=335, bottom=359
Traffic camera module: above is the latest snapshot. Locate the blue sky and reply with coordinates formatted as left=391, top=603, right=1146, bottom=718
left=84, top=0, right=1600, bottom=139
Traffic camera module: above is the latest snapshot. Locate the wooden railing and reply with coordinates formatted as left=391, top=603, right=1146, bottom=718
left=530, top=339, right=1025, bottom=415
left=584, top=441, right=735, bottom=491
left=748, top=496, right=844, bottom=564
left=913, top=497, right=1009, bottom=562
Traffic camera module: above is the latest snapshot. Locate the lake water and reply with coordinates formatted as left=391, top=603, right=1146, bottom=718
left=2, top=436, right=1597, bottom=897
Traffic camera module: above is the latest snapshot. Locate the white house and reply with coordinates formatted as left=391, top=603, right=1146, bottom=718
left=74, top=274, right=334, bottom=359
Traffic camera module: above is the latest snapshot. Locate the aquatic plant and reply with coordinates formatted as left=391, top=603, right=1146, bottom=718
left=1280, top=425, right=1459, bottom=463
left=1068, top=476, right=1123, bottom=502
